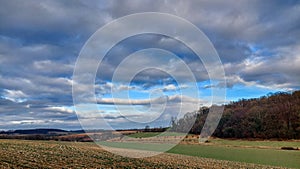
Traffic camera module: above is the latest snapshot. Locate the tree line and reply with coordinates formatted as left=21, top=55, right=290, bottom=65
left=171, top=90, right=300, bottom=139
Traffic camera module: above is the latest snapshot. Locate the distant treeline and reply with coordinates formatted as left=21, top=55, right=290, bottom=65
left=171, top=90, right=300, bottom=139
left=0, top=129, right=69, bottom=135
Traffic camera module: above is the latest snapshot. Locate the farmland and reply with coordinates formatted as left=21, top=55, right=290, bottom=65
left=169, top=143, right=300, bottom=168
left=99, top=138, right=300, bottom=168
left=0, top=139, right=299, bottom=168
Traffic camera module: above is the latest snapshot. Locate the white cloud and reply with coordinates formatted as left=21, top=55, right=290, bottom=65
left=2, top=89, right=28, bottom=103
left=45, top=106, right=74, bottom=114
left=97, top=94, right=202, bottom=105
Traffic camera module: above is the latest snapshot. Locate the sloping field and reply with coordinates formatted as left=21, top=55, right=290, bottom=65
left=0, top=139, right=295, bottom=168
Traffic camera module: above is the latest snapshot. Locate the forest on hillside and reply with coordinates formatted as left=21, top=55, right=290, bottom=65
left=171, top=90, right=300, bottom=139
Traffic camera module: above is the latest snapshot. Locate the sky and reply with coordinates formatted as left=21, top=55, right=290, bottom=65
left=0, top=0, right=299, bottom=130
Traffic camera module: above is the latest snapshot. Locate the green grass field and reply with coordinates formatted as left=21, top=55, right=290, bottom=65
left=169, top=144, right=300, bottom=168
left=99, top=137, right=300, bottom=168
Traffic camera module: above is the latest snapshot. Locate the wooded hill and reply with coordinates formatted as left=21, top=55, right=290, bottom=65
left=171, top=90, right=300, bottom=139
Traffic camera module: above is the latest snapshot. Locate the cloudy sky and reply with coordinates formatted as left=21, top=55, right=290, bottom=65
left=0, top=0, right=299, bottom=130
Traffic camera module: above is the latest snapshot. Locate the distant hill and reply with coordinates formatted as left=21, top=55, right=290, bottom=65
left=0, top=128, right=87, bottom=136
left=0, top=128, right=68, bottom=135
left=0, top=128, right=87, bottom=140
left=14, top=129, right=68, bottom=135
